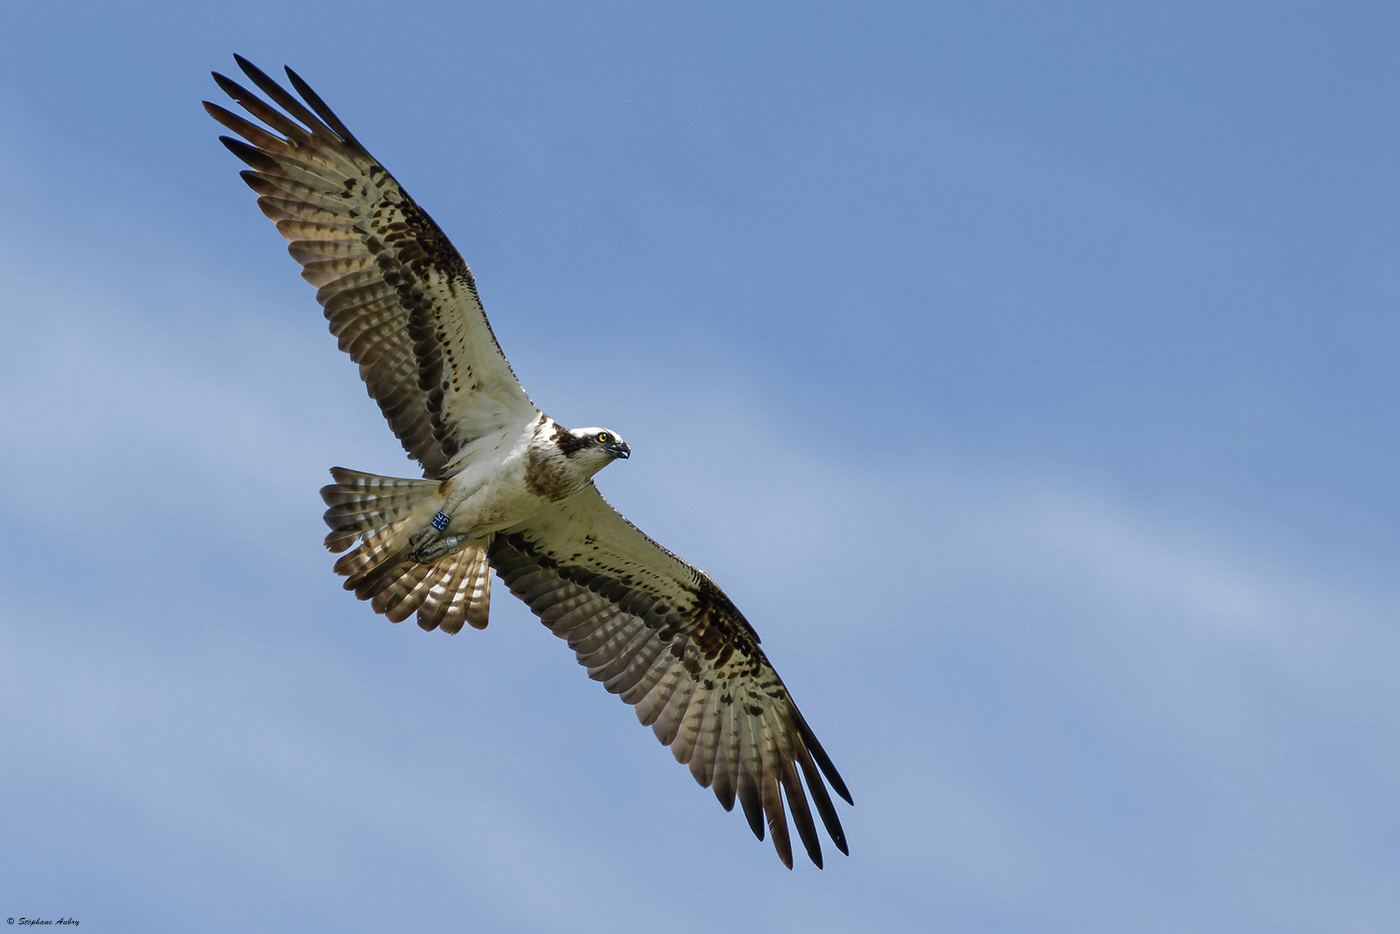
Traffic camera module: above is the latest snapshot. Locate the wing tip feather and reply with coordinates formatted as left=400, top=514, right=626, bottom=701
left=218, top=135, right=279, bottom=173
left=793, top=706, right=853, bottom=806
left=284, top=65, right=362, bottom=147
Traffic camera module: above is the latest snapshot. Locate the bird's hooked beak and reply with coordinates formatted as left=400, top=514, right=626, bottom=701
left=604, top=440, right=631, bottom=460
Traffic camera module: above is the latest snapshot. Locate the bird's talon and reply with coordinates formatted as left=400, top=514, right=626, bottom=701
left=413, top=533, right=465, bottom=564
left=411, top=525, right=441, bottom=548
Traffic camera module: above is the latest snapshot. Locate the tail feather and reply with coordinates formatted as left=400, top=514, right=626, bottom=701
left=319, top=467, right=493, bottom=631
left=349, top=544, right=413, bottom=598
left=418, top=547, right=472, bottom=629
left=371, top=558, right=432, bottom=618
left=461, top=551, right=492, bottom=631
left=420, top=547, right=492, bottom=634
left=333, top=522, right=411, bottom=583
left=320, top=467, right=437, bottom=552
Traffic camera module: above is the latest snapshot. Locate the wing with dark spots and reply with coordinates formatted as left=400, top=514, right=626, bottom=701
left=205, top=56, right=538, bottom=478
left=488, top=484, right=852, bottom=869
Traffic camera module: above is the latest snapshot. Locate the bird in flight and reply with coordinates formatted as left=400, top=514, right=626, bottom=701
left=205, top=55, right=851, bottom=868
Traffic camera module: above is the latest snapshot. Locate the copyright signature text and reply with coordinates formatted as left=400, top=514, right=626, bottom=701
left=7, top=920, right=79, bottom=927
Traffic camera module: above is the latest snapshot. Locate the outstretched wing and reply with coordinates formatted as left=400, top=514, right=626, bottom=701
left=488, top=485, right=853, bottom=868
left=205, top=56, right=537, bottom=479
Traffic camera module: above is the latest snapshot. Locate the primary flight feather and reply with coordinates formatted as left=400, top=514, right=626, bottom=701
left=205, top=55, right=851, bottom=868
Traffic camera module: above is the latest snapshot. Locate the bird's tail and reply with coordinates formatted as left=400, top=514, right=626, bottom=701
left=318, top=467, right=492, bottom=633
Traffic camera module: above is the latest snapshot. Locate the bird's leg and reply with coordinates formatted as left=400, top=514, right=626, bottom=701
left=412, top=532, right=471, bottom=564
left=409, top=509, right=454, bottom=561
left=409, top=486, right=472, bottom=562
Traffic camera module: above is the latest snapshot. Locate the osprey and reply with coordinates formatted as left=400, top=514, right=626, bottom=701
left=206, top=56, right=851, bottom=868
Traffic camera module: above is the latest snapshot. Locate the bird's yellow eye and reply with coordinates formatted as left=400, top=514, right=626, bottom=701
left=597, top=432, right=610, bottom=443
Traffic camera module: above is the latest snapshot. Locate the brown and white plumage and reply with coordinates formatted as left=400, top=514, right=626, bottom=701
left=206, top=58, right=537, bottom=479
left=490, top=487, right=850, bottom=867
left=320, top=468, right=493, bottom=633
left=207, top=56, right=851, bottom=868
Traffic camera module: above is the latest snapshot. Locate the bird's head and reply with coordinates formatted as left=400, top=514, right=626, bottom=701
left=555, top=426, right=631, bottom=477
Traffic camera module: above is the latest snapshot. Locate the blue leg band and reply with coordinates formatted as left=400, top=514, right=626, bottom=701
left=431, top=511, right=451, bottom=531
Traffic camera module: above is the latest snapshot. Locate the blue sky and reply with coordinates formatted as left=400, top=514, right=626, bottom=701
left=1, top=1, right=1397, bottom=931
